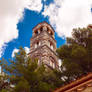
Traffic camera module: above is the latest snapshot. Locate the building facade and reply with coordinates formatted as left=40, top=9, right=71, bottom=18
left=28, top=22, right=59, bottom=69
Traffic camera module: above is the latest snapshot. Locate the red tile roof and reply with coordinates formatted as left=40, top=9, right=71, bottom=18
left=54, top=73, right=92, bottom=92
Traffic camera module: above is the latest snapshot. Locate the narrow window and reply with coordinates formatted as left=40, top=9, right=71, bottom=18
left=38, top=30, right=40, bottom=34
left=35, top=30, right=38, bottom=34
left=38, top=60, right=40, bottom=65
left=37, top=41, right=41, bottom=46
left=50, top=61, right=53, bottom=66
left=51, top=45, right=54, bottom=50
left=53, top=63, right=55, bottom=68
left=35, top=44, right=37, bottom=48
left=40, top=27, right=43, bottom=32
left=50, top=42, right=54, bottom=50
left=37, top=42, right=39, bottom=46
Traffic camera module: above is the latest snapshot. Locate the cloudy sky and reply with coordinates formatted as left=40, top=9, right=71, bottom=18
left=0, top=0, right=92, bottom=61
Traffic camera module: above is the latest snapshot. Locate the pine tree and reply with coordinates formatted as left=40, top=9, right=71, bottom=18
left=1, top=47, right=63, bottom=92
left=57, top=25, right=92, bottom=82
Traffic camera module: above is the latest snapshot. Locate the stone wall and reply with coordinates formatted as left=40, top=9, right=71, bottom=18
left=29, top=45, right=59, bottom=69
left=29, top=22, right=59, bottom=70
left=30, top=31, right=56, bottom=52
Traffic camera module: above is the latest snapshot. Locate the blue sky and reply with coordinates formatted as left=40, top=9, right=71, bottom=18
left=3, top=9, right=65, bottom=60
left=0, top=0, right=92, bottom=61
left=1, top=0, right=65, bottom=60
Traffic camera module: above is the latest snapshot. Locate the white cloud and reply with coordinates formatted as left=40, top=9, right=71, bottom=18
left=24, top=47, right=30, bottom=54
left=0, top=66, right=1, bottom=74
left=12, top=48, right=19, bottom=58
left=58, top=59, right=62, bottom=66
left=12, top=47, right=30, bottom=58
left=44, top=0, right=47, bottom=2
left=26, top=0, right=42, bottom=12
left=42, top=0, right=92, bottom=37
left=0, top=0, right=42, bottom=57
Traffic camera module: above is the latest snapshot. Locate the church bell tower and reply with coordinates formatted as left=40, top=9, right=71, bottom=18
left=29, top=22, right=59, bottom=69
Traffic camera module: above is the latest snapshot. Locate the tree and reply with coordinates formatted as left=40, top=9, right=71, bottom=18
left=14, top=77, right=30, bottom=92
left=0, top=61, right=10, bottom=92
left=1, top=47, right=63, bottom=92
left=57, top=25, right=92, bottom=83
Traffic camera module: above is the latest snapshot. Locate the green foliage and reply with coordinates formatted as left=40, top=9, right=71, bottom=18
left=36, top=82, right=52, bottom=92
left=1, top=47, right=62, bottom=92
left=14, top=77, right=30, bottom=92
left=1, top=25, right=92, bottom=91
left=0, top=72, right=9, bottom=91
left=57, top=25, right=92, bottom=83
left=0, top=89, right=8, bottom=92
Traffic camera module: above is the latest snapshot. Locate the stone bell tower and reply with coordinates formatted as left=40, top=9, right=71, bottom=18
left=29, top=22, right=59, bottom=69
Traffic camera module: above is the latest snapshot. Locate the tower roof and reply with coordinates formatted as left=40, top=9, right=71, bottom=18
left=88, top=24, right=92, bottom=29
left=54, top=73, right=92, bottom=92
left=32, top=21, right=55, bottom=32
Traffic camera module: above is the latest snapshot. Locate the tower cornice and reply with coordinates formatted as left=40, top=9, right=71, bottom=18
left=29, top=45, right=57, bottom=56
left=32, top=21, right=55, bottom=32
left=31, top=30, right=56, bottom=43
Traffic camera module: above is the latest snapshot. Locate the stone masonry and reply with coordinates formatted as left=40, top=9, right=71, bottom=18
left=28, top=22, right=59, bottom=69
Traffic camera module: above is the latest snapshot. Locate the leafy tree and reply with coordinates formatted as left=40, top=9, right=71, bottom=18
left=57, top=25, right=92, bottom=82
left=14, top=77, right=30, bottom=92
left=0, top=62, right=10, bottom=92
left=0, top=89, right=8, bottom=92
left=1, top=47, right=63, bottom=92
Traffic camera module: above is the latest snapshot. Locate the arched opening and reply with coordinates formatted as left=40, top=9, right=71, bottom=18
left=47, top=28, right=54, bottom=38
left=33, top=29, right=41, bottom=36
left=40, top=27, right=43, bottom=32
left=35, top=30, right=38, bottom=35
left=50, top=31, right=54, bottom=38
left=37, top=41, right=39, bottom=46
left=50, top=31, right=53, bottom=36
left=48, top=40, right=54, bottom=50
left=50, top=43, right=54, bottom=50
left=49, top=56, right=56, bottom=68
left=35, top=41, right=41, bottom=49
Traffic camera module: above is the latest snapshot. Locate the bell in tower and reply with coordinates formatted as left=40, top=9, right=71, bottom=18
left=29, top=22, right=59, bottom=69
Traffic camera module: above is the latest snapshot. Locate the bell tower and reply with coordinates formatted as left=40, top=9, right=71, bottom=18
left=29, top=22, right=59, bottom=69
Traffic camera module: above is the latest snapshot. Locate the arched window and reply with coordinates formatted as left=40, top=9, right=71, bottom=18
left=49, top=61, right=55, bottom=68
left=40, top=27, right=43, bottom=32
left=34, top=29, right=41, bottom=36
left=52, top=63, right=55, bottom=68
left=49, top=56, right=56, bottom=68
left=35, top=44, right=37, bottom=48
left=49, top=41, right=54, bottom=50
left=35, top=30, right=38, bottom=34
left=37, top=41, right=39, bottom=46
left=50, top=61, right=53, bottom=66
left=38, top=30, right=40, bottom=34
left=48, top=40, right=50, bottom=47
left=38, top=60, right=40, bottom=65
left=35, top=41, right=41, bottom=48
left=50, top=31, right=53, bottom=36
left=51, top=45, right=54, bottom=50
left=48, top=30, right=51, bottom=34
